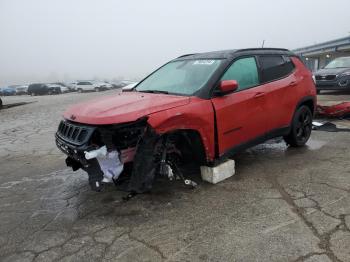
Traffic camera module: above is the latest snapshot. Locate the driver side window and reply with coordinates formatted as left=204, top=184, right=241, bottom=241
left=221, top=57, right=259, bottom=91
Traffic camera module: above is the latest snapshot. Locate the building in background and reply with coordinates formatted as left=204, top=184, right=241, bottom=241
left=293, top=36, right=350, bottom=72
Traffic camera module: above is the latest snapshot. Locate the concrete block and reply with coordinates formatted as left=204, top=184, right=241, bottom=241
left=200, top=159, right=235, bottom=184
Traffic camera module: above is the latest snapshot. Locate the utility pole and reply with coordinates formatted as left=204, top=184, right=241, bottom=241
left=261, top=40, right=265, bottom=48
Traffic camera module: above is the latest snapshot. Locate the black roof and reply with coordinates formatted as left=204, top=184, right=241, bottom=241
left=175, top=48, right=294, bottom=60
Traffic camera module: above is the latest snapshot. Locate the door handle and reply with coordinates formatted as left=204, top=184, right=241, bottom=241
left=254, top=92, right=265, bottom=98
left=289, top=81, right=297, bottom=87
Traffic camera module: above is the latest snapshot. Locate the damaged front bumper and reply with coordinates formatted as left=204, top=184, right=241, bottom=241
left=55, top=121, right=95, bottom=165
left=55, top=118, right=197, bottom=195
left=55, top=119, right=145, bottom=166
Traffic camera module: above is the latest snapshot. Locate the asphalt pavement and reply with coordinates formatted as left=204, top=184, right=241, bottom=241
left=0, top=90, right=349, bottom=262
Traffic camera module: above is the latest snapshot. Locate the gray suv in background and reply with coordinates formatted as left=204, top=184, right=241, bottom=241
left=314, top=56, right=350, bottom=93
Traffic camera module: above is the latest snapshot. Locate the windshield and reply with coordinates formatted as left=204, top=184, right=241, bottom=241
left=136, top=59, right=223, bottom=95
left=325, top=57, right=350, bottom=69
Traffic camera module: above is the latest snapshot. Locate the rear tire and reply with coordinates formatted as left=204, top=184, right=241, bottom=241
left=78, top=89, right=83, bottom=93
left=284, top=105, right=312, bottom=147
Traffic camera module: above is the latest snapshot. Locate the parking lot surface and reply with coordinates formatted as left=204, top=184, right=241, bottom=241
left=0, top=91, right=350, bottom=262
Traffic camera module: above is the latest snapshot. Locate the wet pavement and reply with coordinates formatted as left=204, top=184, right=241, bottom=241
left=0, top=91, right=350, bottom=262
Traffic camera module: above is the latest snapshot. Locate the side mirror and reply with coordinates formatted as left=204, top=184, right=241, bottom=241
left=216, top=80, right=238, bottom=96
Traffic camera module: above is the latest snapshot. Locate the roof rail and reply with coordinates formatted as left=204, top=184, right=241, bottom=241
left=177, top=53, right=197, bottom=58
left=236, top=48, right=290, bottom=52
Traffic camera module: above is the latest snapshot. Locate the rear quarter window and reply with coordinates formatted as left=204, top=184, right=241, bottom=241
left=259, top=55, right=295, bottom=83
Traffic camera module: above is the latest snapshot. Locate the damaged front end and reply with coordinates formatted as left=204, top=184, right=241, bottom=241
left=55, top=117, right=149, bottom=192
left=55, top=117, right=197, bottom=195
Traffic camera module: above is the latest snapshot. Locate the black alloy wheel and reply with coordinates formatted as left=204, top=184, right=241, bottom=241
left=284, top=106, right=312, bottom=147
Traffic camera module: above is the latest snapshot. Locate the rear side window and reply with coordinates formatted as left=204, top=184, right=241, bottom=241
left=259, top=55, right=295, bottom=83
left=221, top=57, right=259, bottom=91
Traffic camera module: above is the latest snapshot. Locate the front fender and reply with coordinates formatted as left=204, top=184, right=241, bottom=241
left=147, top=97, right=216, bottom=161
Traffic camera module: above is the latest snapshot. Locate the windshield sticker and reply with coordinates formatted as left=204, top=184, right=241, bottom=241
left=193, top=60, right=215, bottom=65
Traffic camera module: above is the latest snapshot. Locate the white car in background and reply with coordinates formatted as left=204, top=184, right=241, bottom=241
left=122, top=82, right=138, bottom=91
left=75, top=81, right=113, bottom=92
left=94, top=82, right=113, bottom=91
left=68, top=82, right=78, bottom=91
left=47, top=84, right=69, bottom=93
left=75, top=81, right=96, bottom=92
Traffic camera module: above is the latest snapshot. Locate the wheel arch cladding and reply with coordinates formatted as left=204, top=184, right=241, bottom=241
left=298, top=97, right=315, bottom=115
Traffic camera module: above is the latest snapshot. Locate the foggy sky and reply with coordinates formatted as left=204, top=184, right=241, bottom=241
left=0, top=0, right=349, bottom=86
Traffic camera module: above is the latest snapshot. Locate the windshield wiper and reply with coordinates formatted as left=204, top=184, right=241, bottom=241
left=138, top=90, right=169, bottom=94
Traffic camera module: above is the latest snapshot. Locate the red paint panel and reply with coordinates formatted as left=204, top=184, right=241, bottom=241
left=147, top=97, right=216, bottom=161
left=211, top=85, right=269, bottom=156
left=317, top=102, right=350, bottom=117
left=63, top=92, right=190, bottom=125
left=261, top=73, right=298, bottom=130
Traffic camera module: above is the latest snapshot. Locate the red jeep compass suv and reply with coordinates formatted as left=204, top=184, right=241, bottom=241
left=56, top=48, right=316, bottom=193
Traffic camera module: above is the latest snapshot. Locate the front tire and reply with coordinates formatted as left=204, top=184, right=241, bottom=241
left=284, top=105, right=312, bottom=147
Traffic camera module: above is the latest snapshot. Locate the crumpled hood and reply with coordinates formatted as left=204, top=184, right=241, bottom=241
left=63, top=92, right=190, bottom=125
left=315, top=68, right=350, bottom=75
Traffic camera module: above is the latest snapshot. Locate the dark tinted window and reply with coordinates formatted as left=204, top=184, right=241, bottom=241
left=259, top=56, right=295, bottom=83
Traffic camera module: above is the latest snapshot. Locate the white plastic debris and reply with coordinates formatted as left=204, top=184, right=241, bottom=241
left=97, top=150, right=124, bottom=183
left=84, top=146, right=107, bottom=160
left=312, top=121, right=324, bottom=127
left=84, top=146, right=124, bottom=183
left=200, top=159, right=235, bottom=184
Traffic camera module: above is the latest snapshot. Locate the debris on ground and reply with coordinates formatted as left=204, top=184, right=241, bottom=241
left=316, top=102, right=350, bottom=118
left=312, top=121, right=350, bottom=132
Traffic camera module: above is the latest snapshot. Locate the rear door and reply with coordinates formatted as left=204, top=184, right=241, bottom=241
left=211, top=56, right=269, bottom=156
left=257, top=55, right=298, bottom=130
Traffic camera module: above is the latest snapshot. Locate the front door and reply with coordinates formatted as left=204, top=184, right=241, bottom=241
left=211, top=56, right=268, bottom=156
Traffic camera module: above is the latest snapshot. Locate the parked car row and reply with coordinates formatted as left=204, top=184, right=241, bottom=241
left=0, top=80, right=136, bottom=96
